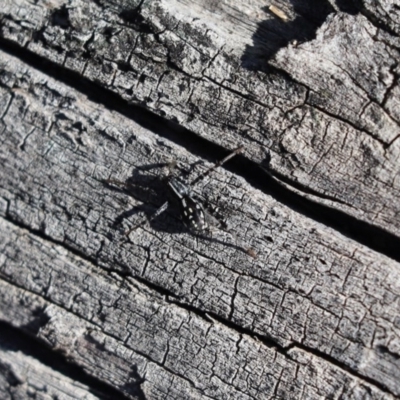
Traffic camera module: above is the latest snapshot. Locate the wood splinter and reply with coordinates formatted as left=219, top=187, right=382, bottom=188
left=268, top=5, right=289, bottom=22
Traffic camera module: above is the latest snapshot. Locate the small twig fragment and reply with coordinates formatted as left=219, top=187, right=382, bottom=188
left=268, top=5, right=289, bottom=22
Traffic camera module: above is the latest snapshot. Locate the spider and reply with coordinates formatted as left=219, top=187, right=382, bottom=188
left=104, top=146, right=256, bottom=257
left=129, top=146, right=243, bottom=232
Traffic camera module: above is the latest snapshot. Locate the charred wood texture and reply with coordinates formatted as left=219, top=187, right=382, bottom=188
left=0, top=0, right=399, bottom=398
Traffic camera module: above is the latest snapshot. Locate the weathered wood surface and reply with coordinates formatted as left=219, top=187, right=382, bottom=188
left=0, top=336, right=103, bottom=400
left=0, top=0, right=400, bottom=398
left=0, top=217, right=396, bottom=399
left=2, top=0, right=400, bottom=239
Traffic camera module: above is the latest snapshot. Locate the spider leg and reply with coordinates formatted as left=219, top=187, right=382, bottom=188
left=190, top=146, right=244, bottom=187
left=124, top=200, right=169, bottom=236
left=197, top=195, right=257, bottom=258
left=206, top=208, right=230, bottom=236
left=104, top=162, right=171, bottom=189
left=203, top=202, right=227, bottom=230
left=191, top=191, right=227, bottom=230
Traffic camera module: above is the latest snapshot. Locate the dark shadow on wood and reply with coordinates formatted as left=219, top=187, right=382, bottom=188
left=241, top=0, right=360, bottom=71
left=1, top=35, right=400, bottom=263
left=102, top=164, right=185, bottom=235
left=102, top=166, right=254, bottom=256
left=0, top=321, right=137, bottom=400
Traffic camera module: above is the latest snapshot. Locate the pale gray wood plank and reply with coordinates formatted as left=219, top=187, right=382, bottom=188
left=1, top=0, right=400, bottom=238
left=359, top=0, right=400, bottom=35
left=0, top=50, right=399, bottom=395
left=0, top=218, right=395, bottom=400
left=0, top=345, right=102, bottom=400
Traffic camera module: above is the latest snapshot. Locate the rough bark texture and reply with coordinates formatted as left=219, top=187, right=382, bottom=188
left=0, top=0, right=399, bottom=398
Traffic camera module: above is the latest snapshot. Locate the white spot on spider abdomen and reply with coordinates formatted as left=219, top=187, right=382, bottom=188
left=181, top=195, right=207, bottom=232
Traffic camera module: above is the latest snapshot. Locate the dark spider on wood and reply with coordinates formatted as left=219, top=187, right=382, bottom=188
left=104, top=146, right=256, bottom=257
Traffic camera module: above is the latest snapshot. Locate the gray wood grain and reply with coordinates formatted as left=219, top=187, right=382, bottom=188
left=1, top=0, right=400, bottom=238
left=1, top=0, right=400, bottom=397
left=0, top=344, right=102, bottom=400
left=0, top=218, right=395, bottom=399
left=0, top=49, right=399, bottom=397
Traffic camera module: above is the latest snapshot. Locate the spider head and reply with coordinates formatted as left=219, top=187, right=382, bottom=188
left=167, top=177, right=190, bottom=199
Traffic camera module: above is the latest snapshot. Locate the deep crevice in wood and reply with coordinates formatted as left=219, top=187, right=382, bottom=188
left=169, top=299, right=397, bottom=396
left=0, top=214, right=396, bottom=397
left=0, top=321, right=137, bottom=400
left=1, top=37, right=400, bottom=265
left=356, top=2, right=400, bottom=38
left=286, top=342, right=396, bottom=397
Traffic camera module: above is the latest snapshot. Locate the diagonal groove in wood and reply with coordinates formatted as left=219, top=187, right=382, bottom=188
left=0, top=11, right=400, bottom=395
left=0, top=214, right=397, bottom=397
left=0, top=221, right=211, bottom=398
left=1, top=0, right=400, bottom=245
left=0, top=39, right=400, bottom=264
left=0, top=321, right=132, bottom=400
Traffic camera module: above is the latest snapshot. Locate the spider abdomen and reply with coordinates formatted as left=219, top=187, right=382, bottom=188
left=167, top=177, right=207, bottom=232
left=180, top=196, right=207, bottom=232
